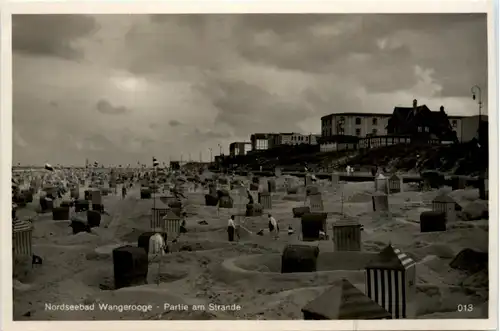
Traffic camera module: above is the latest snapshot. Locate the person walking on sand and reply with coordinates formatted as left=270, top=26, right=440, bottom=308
left=122, top=185, right=127, bottom=199
left=268, top=213, right=279, bottom=239
left=227, top=215, right=236, bottom=242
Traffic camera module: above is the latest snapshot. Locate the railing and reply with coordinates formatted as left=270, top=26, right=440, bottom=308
left=320, top=135, right=446, bottom=152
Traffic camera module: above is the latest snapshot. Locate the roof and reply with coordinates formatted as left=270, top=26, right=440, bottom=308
left=365, top=244, right=416, bottom=270
left=251, top=133, right=278, bottom=139
left=448, top=114, right=489, bottom=120
left=13, top=220, right=33, bottom=233
left=433, top=194, right=456, bottom=203
left=152, top=201, right=169, bottom=209
left=302, top=278, right=392, bottom=320
left=229, top=141, right=251, bottom=146
left=162, top=209, right=180, bottom=220
left=388, top=173, right=402, bottom=180
left=333, top=219, right=361, bottom=227
left=321, top=113, right=392, bottom=120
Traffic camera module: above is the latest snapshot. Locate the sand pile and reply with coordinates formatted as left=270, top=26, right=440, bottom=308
left=346, top=191, right=373, bottom=203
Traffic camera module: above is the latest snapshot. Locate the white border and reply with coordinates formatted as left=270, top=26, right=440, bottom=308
left=1, top=1, right=497, bottom=331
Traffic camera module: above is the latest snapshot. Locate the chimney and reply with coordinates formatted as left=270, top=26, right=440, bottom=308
left=440, top=106, right=445, bottom=113
left=412, top=99, right=418, bottom=115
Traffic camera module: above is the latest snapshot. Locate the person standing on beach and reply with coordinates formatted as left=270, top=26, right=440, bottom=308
left=247, top=189, right=254, bottom=204
left=227, top=215, right=236, bottom=242
left=268, top=213, right=279, bottom=239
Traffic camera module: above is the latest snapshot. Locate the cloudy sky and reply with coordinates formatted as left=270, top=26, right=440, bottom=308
left=13, top=13, right=487, bottom=166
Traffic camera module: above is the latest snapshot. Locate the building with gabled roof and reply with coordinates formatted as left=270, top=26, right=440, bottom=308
left=386, top=99, right=458, bottom=142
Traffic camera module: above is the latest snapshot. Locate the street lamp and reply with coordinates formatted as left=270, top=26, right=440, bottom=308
left=471, top=85, right=483, bottom=141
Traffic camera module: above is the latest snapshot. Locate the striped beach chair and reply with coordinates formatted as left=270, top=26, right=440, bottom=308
left=12, top=220, right=33, bottom=258
left=150, top=205, right=170, bottom=230
left=160, top=210, right=182, bottom=240
left=365, top=244, right=417, bottom=319
left=309, top=193, right=324, bottom=212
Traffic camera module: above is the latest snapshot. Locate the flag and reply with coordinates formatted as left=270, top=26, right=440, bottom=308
left=153, top=157, right=160, bottom=167
left=44, top=163, right=54, bottom=171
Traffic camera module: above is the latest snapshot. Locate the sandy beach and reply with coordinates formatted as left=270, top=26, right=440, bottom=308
left=12, top=174, right=489, bottom=320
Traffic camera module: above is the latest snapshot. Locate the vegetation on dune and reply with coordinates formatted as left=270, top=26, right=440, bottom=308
left=224, top=137, right=488, bottom=176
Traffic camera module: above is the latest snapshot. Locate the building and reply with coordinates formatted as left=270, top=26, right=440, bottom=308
left=321, top=113, right=391, bottom=138
left=229, top=142, right=252, bottom=157
left=251, top=132, right=321, bottom=151
left=386, top=99, right=457, bottom=142
left=250, top=133, right=272, bottom=151
left=271, top=133, right=320, bottom=146
left=449, top=114, right=488, bottom=143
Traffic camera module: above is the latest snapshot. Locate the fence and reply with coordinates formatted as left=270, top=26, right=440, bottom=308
left=320, top=135, right=443, bottom=152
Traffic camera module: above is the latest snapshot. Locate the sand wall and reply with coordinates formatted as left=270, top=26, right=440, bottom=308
left=217, top=251, right=376, bottom=285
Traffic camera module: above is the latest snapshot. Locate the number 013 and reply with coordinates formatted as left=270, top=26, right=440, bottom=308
left=457, top=304, right=474, bottom=312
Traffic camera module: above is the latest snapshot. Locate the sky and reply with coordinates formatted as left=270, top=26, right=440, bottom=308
left=12, top=13, right=488, bottom=166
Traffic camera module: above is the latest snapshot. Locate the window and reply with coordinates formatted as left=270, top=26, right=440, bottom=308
left=425, top=126, right=429, bottom=132
left=338, top=129, right=345, bottom=135
left=372, top=128, right=378, bottom=135
left=372, top=118, right=378, bottom=125
left=355, top=117, right=362, bottom=125
left=355, top=128, right=361, bottom=136
left=256, top=139, right=268, bottom=150
left=339, top=116, right=345, bottom=123
left=452, top=120, right=457, bottom=128
left=417, top=126, right=422, bottom=132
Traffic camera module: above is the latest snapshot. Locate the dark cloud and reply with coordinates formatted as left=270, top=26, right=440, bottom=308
left=169, top=120, right=182, bottom=127
left=198, top=78, right=313, bottom=136
left=13, top=14, right=98, bottom=60
left=234, top=13, right=487, bottom=96
left=12, top=14, right=488, bottom=166
left=96, top=99, right=130, bottom=115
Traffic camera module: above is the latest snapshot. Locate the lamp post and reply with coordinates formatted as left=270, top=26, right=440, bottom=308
left=471, top=85, right=483, bottom=141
